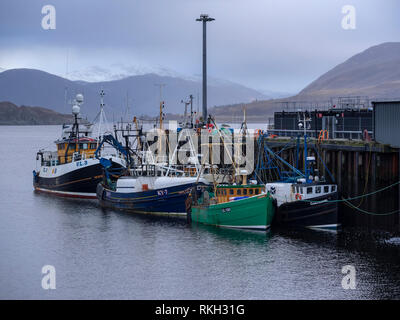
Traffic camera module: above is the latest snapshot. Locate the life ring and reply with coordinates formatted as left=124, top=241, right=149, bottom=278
left=295, top=193, right=302, bottom=200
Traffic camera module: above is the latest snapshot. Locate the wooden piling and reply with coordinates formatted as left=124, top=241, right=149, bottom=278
left=255, top=137, right=400, bottom=232
left=337, top=151, right=342, bottom=187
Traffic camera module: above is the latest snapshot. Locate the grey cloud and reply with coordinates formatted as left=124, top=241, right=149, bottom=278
left=1, top=0, right=399, bottom=93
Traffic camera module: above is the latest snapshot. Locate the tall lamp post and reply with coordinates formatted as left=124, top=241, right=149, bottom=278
left=196, top=14, right=214, bottom=123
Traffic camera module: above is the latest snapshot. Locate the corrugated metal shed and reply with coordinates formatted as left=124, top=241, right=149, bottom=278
left=373, top=101, right=400, bottom=148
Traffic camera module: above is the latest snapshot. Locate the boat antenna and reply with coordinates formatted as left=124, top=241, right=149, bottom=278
left=190, top=94, right=194, bottom=128
left=73, top=93, right=84, bottom=153
left=96, top=89, right=110, bottom=147
left=124, top=90, right=131, bottom=120
left=298, top=111, right=312, bottom=181
left=154, top=83, right=166, bottom=130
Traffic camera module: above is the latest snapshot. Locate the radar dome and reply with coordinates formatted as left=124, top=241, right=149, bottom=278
left=72, top=104, right=80, bottom=115
left=76, top=94, right=84, bottom=104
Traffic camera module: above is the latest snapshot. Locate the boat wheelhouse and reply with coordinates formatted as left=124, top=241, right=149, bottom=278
left=54, top=137, right=98, bottom=165
left=214, top=184, right=264, bottom=203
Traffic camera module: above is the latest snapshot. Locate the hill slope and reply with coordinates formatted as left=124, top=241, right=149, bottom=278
left=212, top=42, right=400, bottom=120
left=0, top=68, right=267, bottom=119
left=298, top=42, right=400, bottom=99
left=0, top=101, right=73, bottom=125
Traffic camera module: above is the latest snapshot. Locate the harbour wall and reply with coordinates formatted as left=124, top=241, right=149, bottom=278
left=260, top=138, right=400, bottom=232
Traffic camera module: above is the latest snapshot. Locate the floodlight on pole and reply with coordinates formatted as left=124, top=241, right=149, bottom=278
left=196, top=14, right=214, bottom=122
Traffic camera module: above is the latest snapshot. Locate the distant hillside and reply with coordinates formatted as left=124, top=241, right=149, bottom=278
left=212, top=42, right=400, bottom=120
left=0, top=68, right=267, bottom=119
left=298, top=42, right=400, bottom=99
left=0, top=101, right=73, bottom=125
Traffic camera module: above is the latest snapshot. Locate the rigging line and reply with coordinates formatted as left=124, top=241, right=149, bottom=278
left=312, top=145, right=335, bottom=183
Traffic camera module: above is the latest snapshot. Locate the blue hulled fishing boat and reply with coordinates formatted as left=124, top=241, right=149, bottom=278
left=97, top=173, right=208, bottom=216
left=94, top=132, right=209, bottom=216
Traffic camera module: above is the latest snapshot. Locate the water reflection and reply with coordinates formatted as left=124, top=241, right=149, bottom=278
left=1, top=125, right=400, bottom=299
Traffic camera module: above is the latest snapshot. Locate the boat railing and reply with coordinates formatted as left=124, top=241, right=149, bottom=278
left=129, top=164, right=157, bottom=177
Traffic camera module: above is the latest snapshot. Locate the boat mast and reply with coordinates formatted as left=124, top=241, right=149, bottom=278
left=95, top=89, right=111, bottom=149
left=65, top=94, right=83, bottom=162
left=189, top=94, right=194, bottom=128
left=97, top=90, right=104, bottom=147
left=299, top=111, right=311, bottom=181
left=74, top=94, right=83, bottom=154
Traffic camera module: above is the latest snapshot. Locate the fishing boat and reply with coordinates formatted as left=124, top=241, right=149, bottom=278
left=258, top=114, right=340, bottom=231
left=265, top=180, right=338, bottom=230
left=97, top=169, right=208, bottom=216
left=189, top=182, right=276, bottom=230
left=33, top=93, right=125, bottom=199
left=95, top=125, right=210, bottom=216
left=188, top=115, right=276, bottom=230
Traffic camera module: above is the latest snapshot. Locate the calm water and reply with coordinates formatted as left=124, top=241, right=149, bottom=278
left=0, top=125, right=400, bottom=300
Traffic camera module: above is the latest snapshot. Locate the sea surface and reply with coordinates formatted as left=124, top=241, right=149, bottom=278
left=0, top=125, right=400, bottom=299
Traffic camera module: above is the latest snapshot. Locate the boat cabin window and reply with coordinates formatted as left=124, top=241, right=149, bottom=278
left=255, top=189, right=260, bottom=195
left=291, top=186, right=295, bottom=193
left=90, top=143, right=97, bottom=149
left=316, top=186, right=321, bottom=194
left=223, top=189, right=227, bottom=196
left=331, top=186, right=336, bottom=192
left=229, top=189, right=234, bottom=195
left=82, top=143, right=88, bottom=150
left=249, top=189, right=254, bottom=195
left=300, top=187, right=303, bottom=194
left=307, top=187, right=313, bottom=194
left=324, top=186, right=329, bottom=193
left=243, top=189, right=247, bottom=195
left=237, top=189, right=242, bottom=195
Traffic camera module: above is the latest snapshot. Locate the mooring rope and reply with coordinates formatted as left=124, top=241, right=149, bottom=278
left=342, top=198, right=400, bottom=216
left=295, top=180, right=400, bottom=216
left=300, top=180, right=400, bottom=203
left=352, top=143, right=372, bottom=208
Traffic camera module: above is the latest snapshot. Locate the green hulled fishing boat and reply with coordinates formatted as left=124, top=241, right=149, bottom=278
left=187, top=116, right=275, bottom=230
left=189, top=184, right=276, bottom=230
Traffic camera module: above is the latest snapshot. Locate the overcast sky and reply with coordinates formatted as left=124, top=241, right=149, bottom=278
left=1, top=0, right=399, bottom=94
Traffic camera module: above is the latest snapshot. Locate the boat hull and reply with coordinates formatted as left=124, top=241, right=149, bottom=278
left=275, top=192, right=339, bottom=230
left=96, top=182, right=202, bottom=216
left=33, top=158, right=123, bottom=199
left=190, top=193, right=276, bottom=230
